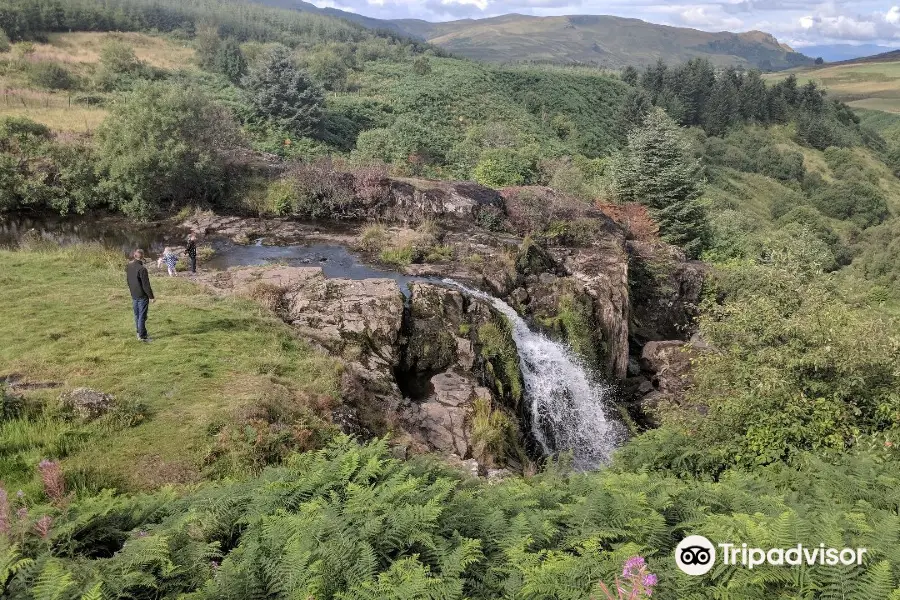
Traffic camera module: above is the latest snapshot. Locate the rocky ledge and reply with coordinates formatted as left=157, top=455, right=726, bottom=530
left=197, top=267, right=527, bottom=474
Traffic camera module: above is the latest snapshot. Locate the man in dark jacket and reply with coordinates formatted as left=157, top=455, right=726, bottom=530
left=126, top=249, right=155, bottom=342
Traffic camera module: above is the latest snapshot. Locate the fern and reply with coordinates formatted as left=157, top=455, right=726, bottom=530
left=0, top=544, right=33, bottom=591
left=31, top=561, right=75, bottom=600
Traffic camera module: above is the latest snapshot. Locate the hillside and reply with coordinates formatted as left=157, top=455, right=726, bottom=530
left=768, top=54, right=900, bottom=113
left=251, top=1, right=812, bottom=69
left=384, top=14, right=812, bottom=70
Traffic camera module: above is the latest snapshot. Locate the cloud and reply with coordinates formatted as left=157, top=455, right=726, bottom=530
left=676, top=6, right=744, bottom=29
left=887, top=6, right=900, bottom=24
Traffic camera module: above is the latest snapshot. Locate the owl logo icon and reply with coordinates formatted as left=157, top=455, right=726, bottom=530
left=675, top=535, right=716, bottom=576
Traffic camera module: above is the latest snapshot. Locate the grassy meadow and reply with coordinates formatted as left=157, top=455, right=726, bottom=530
left=0, top=244, right=340, bottom=493
left=0, top=32, right=196, bottom=132
left=767, top=59, right=900, bottom=113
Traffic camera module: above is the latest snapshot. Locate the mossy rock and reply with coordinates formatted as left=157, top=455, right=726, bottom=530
left=475, top=318, right=524, bottom=407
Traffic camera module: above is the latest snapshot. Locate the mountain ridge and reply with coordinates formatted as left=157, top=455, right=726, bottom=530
left=251, top=0, right=813, bottom=70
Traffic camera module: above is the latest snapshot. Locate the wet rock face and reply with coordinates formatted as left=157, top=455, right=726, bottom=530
left=403, top=283, right=467, bottom=374
left=396, top=282, right=521, bottom=467
left=196, top=269, right=522, bottom=470
left=397, top=372, right=492, bottom=459
left=637, top=340, right=700, bottom=416
left=628, top=240, right=707, bottom=343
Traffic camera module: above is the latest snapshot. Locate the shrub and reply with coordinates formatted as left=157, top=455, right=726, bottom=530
left=94, top=39, right=145, bottom=90
left=284, top=160, right=356, bottom=219
left=379, top=244, right=415, bottom=266
left=471, top=396, right=514, bottom=467
left=266, top=179, right=296, bottom=216
left=0, top=29, right=9, bottom=53
left=474, top=148, right=534, bottom=188
left=26, top=62, right=75, bottom=90
left=811, top=177, right=888, bottom=228
left=215, top=38, right=248, bottom=84
left=357, top=224, right=388, bottom=252
left=306, top=47, right=348, bottom=91
left=412, top=56, right=431, bottom=76
left=96, top=82, right=240, bottom=220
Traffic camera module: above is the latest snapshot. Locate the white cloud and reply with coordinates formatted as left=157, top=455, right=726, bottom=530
left=678, top=6, right=744, bottom=29
left=887, top=6, right=900, bottom=24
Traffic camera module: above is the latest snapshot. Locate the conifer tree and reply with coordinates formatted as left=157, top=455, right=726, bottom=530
left=610, top=108, right=709, bottom=257
left=243, top=46, right=324, bottom=137
left=215, top=38, right=247, bottom=84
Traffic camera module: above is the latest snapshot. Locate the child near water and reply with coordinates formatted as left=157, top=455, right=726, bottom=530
left=157, top=247, right=179, bottom=277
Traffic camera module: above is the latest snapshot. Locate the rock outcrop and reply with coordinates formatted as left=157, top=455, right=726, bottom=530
left=196, top=269, right=524, bottom=471
left=186, top=178, right=707, bottom=434
left=59, top=388, right=115, bottom=421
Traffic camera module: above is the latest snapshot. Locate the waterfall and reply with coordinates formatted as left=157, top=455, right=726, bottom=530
left=445, top=280, right=624, bottom=470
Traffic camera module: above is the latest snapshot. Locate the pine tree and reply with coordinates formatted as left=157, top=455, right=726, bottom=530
left=610, top=108, right=709, bottom=257
left=620, top=65, right=638, bottom=87
left=704, top=70, right=739, bottom=136
left=614, top=89, right=652, bottom=145
left=740, top=70, right=768, bottom=122
left=243, top=46, right=325, bottom=137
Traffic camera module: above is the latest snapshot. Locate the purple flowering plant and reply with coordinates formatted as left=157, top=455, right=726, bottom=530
left=594, top=556, right=657, bottom=599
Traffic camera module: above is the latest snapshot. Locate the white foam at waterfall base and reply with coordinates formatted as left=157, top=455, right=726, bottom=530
left=445, top=280, right=624, bottom=470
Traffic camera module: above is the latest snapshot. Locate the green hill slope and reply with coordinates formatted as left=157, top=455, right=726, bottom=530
left=249, top=1, right=812, bottom=69
left=404, top=15, right=812, bottom=69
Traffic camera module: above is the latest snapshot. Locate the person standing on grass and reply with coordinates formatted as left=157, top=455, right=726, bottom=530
left=185, top=233, right=198, bottom=275
left=126, top=249, right=155, bottom=342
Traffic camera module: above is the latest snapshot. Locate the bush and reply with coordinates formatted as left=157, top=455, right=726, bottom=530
left=266, top=179, right=296, bottom=216
left=811, top=177, right=888, bottom=228
left=94, top=39, right=145, bottom=91
left=96, top=82, right=240, bottom=220
left=0, top=117, right=99, bottom=214
left=281, top=160, right=356, bottom=219
left=473, top=148, right=535, bottom=188
left=215, top=38, right=248, bottom=84
left=27, top=62, right=76, bottom=90
left=0, top=29, right=9, bottom=53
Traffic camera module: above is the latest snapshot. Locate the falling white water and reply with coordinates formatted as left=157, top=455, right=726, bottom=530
left=445, top=280, right=624, bottom=470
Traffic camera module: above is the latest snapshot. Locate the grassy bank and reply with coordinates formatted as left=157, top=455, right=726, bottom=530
left=0, top=244, right=340, bottom=493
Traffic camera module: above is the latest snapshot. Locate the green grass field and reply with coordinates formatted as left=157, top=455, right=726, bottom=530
left=0, top=245, right=340, bottom=492
left=766, top=60, right=900, bottom=113
left=0, top=32, right=197, bottom=132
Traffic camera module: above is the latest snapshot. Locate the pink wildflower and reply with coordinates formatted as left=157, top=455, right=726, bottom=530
left=38, top=460, right=65, bottom=502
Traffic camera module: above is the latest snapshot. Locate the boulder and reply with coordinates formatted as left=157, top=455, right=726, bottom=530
left=376, top=178, right=505, bottom=224
left=59, top=388, right=114, bottom=421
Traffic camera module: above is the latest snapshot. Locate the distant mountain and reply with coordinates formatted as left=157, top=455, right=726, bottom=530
left=799, top=44, right=898, bottom=62
left=252, top=1, right=813, bottom=70
left=829, top=49, right=900, bottom=66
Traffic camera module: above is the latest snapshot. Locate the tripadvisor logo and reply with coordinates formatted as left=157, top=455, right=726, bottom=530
left=675, top=535, right=868, bottom=576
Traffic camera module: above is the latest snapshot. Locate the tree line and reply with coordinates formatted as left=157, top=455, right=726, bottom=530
left=620, top=58, right=869, bottom=149
left=0, top=0, right=433, bottom=51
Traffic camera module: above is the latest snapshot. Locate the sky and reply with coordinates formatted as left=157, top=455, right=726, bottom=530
left=307, top=0, right=900, bottom=47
